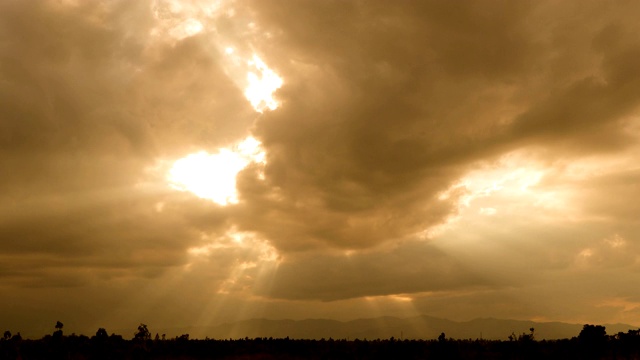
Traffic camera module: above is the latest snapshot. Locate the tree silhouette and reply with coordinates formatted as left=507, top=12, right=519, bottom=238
left=578, top=324, right=607, bottom=359
left=135, top=323, right=151, bottom=341
left=95, top=328, right=108, bottom=340
left=579, top=324, right=606, bottom=343
left=53, top=321, right=64, bottom=338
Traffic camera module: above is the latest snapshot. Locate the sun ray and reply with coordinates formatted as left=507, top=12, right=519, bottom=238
left=184, top=229, right=281, bottom=327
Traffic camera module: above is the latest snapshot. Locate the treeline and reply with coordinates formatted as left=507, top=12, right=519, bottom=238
left=2, top=323, right=640, bottom=359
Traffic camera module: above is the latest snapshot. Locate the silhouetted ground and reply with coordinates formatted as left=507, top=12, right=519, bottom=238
left=2, top=324, right=640, bottom=359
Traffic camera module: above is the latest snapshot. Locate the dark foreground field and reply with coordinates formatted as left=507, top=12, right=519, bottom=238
left=2, top=325, right=640, bottom=359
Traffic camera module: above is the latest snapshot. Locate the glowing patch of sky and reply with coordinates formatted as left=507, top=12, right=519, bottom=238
left=167, top=137, right=265, bottom=205
left=245, top=55, right=284, bottom=112
left=425, top=152, right=561, bottom=239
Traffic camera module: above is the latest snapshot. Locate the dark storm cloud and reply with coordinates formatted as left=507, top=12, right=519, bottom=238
left=231, top=0, right=640, bottom=252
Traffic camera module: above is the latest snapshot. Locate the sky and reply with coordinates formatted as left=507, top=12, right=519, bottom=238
left=2, top=0, right=640, bottom=338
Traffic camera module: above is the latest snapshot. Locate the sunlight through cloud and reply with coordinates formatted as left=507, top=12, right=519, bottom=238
left=186, top=229, right=280, bottom=296
left=245, top=55, right=283, bottom=112
left=219, top=49, right=284, bottom=112
left=167, top=137, right=265, bottom=205
left=424, top=152, right=559, bottom=239
left=166, top=51, right=281, bottom=202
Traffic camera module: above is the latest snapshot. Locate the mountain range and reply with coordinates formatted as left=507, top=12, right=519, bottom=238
left=155, top=315, right=638, bottom=340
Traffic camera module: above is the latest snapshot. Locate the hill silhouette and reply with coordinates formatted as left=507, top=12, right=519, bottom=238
left=151, top=315, right=637, bottom=340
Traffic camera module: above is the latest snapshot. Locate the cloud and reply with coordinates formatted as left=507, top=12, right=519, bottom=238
left=2, top=0, right=640, bottom=335
left=0, top=1, right=251, bottom=289
left=229, top=0, right=640, bottom=254
left=254, top=240, right=489, bottom=301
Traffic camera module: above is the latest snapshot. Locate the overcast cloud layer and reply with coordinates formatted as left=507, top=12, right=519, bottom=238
left=1, top=0, right=640, bottom=337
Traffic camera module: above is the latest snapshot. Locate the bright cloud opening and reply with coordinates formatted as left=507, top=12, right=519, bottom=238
left=167, top=137, right=265, bottom=205
left=245, top=55, right=283, bottom=112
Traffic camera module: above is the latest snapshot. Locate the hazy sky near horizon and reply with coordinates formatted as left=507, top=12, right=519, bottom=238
left=2, top=0, right=640, bottom=337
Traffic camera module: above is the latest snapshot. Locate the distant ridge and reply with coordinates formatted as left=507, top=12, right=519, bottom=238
left=158, top=315, right=638, bottom=340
